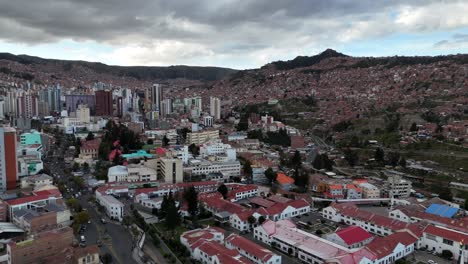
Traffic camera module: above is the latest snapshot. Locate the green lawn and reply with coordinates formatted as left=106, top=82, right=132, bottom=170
left=199, top=218, right=216, bottom=227
left=153, top=222, right=188, bottom=238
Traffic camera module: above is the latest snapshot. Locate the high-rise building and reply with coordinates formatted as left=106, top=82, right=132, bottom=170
left=65, top=94, right=95, bottom=114
left=0, top=98, right=4, bottom=120
left=150, top=83, right=163, bottom=112
left=95, top=90, right=113, bottom=116
left=158, top=157, right=183, bottom=184
left=116, top=96, right=123, bottom=117
left=17, top=93, right=38, bottom=118
left=210, top=96, right=221, bottom=120
left=0, top=127, right=18, bottom=191
left=161, top=98, right=173, bottom=117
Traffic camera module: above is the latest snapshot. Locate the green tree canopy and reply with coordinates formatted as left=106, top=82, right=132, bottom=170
left=217, top=184, right=228, bottom=199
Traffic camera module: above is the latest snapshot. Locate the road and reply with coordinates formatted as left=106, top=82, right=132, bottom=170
left=44, top=132, right=138, bottom=264
left=79, top=194, right=137, bottom=264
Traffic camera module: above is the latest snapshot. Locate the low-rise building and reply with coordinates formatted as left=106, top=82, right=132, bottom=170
left=324, top=226, right=374, bottom=249
left=7, top=227, right=74, bottom=264
left=107, top=164, right=157, bottom=183
left=186, top=160, right=241, bottom=178
left=386, top=175, right=412, bottom=198
left=358, top=183, right=380, bottom=199
left=20, top=174, right=53, bottom=189
left=187, top=130, right=220, bottom=145
left=225, top=233, right=281, bottom=264
left=95, top=190, right=124, bottom=221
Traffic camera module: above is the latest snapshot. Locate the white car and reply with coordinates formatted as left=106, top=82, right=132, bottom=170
left=427, top=260, right=437, bottom=264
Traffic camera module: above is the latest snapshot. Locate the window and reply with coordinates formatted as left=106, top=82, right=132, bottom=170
left=443, top=239, right=454, bottom=246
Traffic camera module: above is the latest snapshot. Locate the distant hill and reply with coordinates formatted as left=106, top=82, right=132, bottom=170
left=265, top=48, right=349, bottom=70
left=0, top=53, right=237, bottom=81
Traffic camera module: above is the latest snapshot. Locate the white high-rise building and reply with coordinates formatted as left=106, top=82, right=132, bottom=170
left=161, top=98, right=173, bottom=117
left=210, top=97, right=221, bottom=120
left=151, top=83, right=163, bottom=112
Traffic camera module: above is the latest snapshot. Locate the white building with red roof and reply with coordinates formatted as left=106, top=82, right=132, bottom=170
left=225, top=233, right=281, bottom=264
left=180, top=227, right=253, bottom=264
left=323, top=203, right=412, bottom=236
left=324, top=226, right=374, bottom=249
left=421, top=225, right=468, bottom=262
left=6, top=189, right=63, bottom=219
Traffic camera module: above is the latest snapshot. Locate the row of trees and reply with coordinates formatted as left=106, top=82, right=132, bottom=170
left=247, top=129, right=291, bottom=147
left=98, top=121, right=143, bottom=161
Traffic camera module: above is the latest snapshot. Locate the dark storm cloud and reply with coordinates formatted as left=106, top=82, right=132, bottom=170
left=0, top=0, right=451, bottom=43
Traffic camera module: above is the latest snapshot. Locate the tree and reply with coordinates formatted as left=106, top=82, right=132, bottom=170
left=101, top=253, right=113, bottom=264
left=72, top=162, right=80, bottom=172
left=162, top=136, right=170, bottom=147
left=66, top=198, right=81, bottom=212
left=343, top=148, right=358, bottom=167
left=264, top=167, right=277, bottom=184
left=312, top=154, right=334, bottom=171
left=236, top=115, right=249, bottom=131
left=188, top=144, right=200, bottom=156
left=165, top=195, right=181, bottom=230
left=243, top=160, right=253, bottom=179
left=258, top=216, right=266, bottom=225
left=183, top=186, right=199, bottom=219
left=122, top=215, right=132, bottom=227
left=374, top=148, right=385, bottom=163
left=86, top=132, right=95, bottom=141
left=386, top=152, right=400, bottom=167
left=399, top=157, right=407, bottom=168
left=217, top=184, right=228, bottom=199
left=82, top=162, right=90, bottom=171
left=247, top=215, right=256, bottom=227
left=74, top=211, right=90, bottom=224
left=315, top=229, right=323, bottom=236
left=439, top=187, right=453, bottom=201
left=147, top=138, right=154, bottom=145
left=409, top=122, right=418, bottom=132
left=291, top=150, right=302, bottom=171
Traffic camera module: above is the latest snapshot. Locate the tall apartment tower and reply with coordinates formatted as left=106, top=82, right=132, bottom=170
left=151, top=83, right=163, bottom=112
left=210, top=96, right=221, bottom=120
left=0, top=127, right=18, bottom=191
left=95, top=90, right=113, bottom=116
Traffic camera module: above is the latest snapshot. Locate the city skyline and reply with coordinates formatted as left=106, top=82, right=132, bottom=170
left=0, top=0, right=466, bottom=69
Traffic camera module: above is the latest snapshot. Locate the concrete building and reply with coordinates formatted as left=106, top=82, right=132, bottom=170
left=386, top=175, right=412, bottom=198
left=95, top=191, right=124, bottom=221
left=358, top=183, right=380, bottom=199
left=7, top=227, right=74, bottom=264
left=65, top=94, right=95, bottom=114
left=95, top=90, right=113, bottom=116
left=75, top=104, right=90, bottom=123
left=210, top=96, right=221, bottom=120
left=187, top=160, right=241, bottom=178
left=186, top=129, right=220, bottom=145
left=151, top=83, right=163, bottom=112
left=107, top=165, right=157, bottom=183
left=0, top=127, right=18, bottom=191
left=158, top=157, right=183, bottom=184
left=204, top=115, right=214, bottom=127
left=225, top=233, right=281, bottom=264
left=324, top=226, right=374, bottom=249
left=20, top=174, right=53, bottom=189
left=20, top=130, right=42, bottom=146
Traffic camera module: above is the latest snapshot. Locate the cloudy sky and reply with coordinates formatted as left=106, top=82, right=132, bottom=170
left=0, top=0, right=467, bottom=69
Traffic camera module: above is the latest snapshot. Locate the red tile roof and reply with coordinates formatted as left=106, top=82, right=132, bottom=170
left=248, top=197, right=275, bottom=208
left=335, top=226, right=373, bottom=246
left=276, top=173, right=294, bottom=185
left=366, top=231, right=418, bottom=259
left=225, top=234, right=276, bottom=262
left=424, top=225, right=468, bottom=243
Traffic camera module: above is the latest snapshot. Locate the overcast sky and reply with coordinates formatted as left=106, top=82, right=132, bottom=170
left=0, top=0, right=467, bottom=69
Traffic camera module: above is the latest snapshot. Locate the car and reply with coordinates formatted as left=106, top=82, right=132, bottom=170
left=88, top=220, right=91, bottom=224
left=427, top=260, right=436, bottom=264
left=97, top=240, right=102, bottom=247
left=295, top=216, right=301, bottom=219
left=101, top=218, right=106, bottom=224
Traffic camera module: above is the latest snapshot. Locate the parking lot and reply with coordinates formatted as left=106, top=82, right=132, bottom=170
left=414, top=250, right=451, bottom=264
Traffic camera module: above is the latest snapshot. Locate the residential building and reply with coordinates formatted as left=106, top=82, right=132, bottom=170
left=95, top=90, right=113, bottom=116
left=358, top=183, right=380, bottom=199
left=5, top=189, right=63, bottom=220
left=12, top=203, right=71, bottom=233
left=7, top=227, right=74, bottom=264
left=95, top=191, right=124, bottom=221
left=107, top=164, right=157, bottom=183
left=158, top=157, right=184, bottom=183
left=20, top=174, right=53, bottom=189
left=186, top=130, right=220, bottom=144
left=0, top=127, right=18, bottom=191
left=187, top=160, right=241, bottom=178
left=79, top=139, right=100, bottom=160
left=20, top=130, right=42, bottom=146
left=421, top=225, right=468, bottom=262
left=151, top=83, right=163, bottom=112
left=224, top=233, right=281, bottom=264
left=324, top=226, right=374, bottom=249
left=75, top=104, right=90, bottom=123
left=210, top=96, right=221, bottom=120
left=65, top=94, right=95, bottom=114
left=386, top=175, right=412, bottom=198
